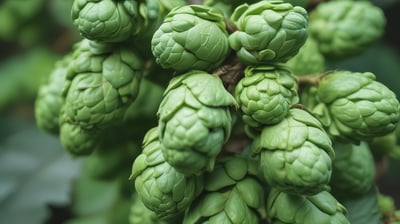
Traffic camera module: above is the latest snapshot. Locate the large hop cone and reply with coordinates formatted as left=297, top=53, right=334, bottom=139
left=252, top=108, right=334, bottom=195
left=35, top=55, right=71, bottom=135
left=158, top=70, right=237, bottom=175
left=315, top=71, right=400, bottom=143
left=183, top=155, right=266, bottom=224
left=235, top=65, right=298, bottom=129
left=229, top=0, right=308, bottom=65
left=130, top=127, right=204, bottom=220
left=62, top=39, right=142, bottom=131
left=309, top=1, right=385, bottom=59
left=330, top=141, right=375, bottom=198
left=267, top=188, right=349, bottom=224
left=151, top=5, right=230, bottom=72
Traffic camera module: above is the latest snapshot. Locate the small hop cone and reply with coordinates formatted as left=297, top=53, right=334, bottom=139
left=130, top=127, right=204, bottom=220
left=183, top=155, right=266, bottom=224
left=316, top=71, right=400, bottom=143
left=158, top=70, right=237, bottom=175
left=151, top=5, right=230, bottom=72
left=330, top=141, right=375, bottom=198
left=235, top=65, right=299, bottom=129
left=267, top=188, right=350, bottom=224
left=59, top=120, right=100, bottom=155
left=35, top=55, right=71, bottom=135
left=63, top=39, right=142, bottom=131
left=229, top=0, right=308, bottom=64
left=309, top=0, right=386, bottom=59
left=252, top=108, right=334, bottom=195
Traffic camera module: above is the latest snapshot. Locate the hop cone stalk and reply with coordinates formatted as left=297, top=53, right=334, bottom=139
left=151, top=5, right=230, bottom=72
left=252, top=108, right=334, bottom=195
left=183, top=155, right=266, bottom=224
left=315, top=71, right=400, bottom=143
left=62, top=39, right=142, bottom=131
left=229, top=0, right=308, bottom=64
left=235, top=65, right=299, bottom=129
left=130, top=127, right=204, bottom=220
left=267, top=188, right=349, bottom=224
left=158, top=70, right=237, bottom=175
left=330, top=141, right=375, bottom=198
left=309, top=0, right=386, bottom=59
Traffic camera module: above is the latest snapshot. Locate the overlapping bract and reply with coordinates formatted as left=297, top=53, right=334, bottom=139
left=235, top=65, right=298, bottom=129
left=309, top=0, right=385, bottom=59
left=62, top=39, right=142, bottom=131
left=158, top=70, right=237, bottom=175
left=316, top=71, right=400, bottom=143
left=252, top=108, right=334, bottom=195
left=59, top=120, right=100, bottom=155
left=130, top=127, right=204, bottom=220
left=330, top=141, right=375, bottom=198
left=151, top=5, right=230, bottom=72
left=267, top=188, right=349, bottom=224
left=183, top=156, right=266, bottom=224
left=229, top=0, right=308, bottom=64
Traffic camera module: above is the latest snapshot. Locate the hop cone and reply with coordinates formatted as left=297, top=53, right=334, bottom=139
left=252, top=108, right=334, bottom=195
left=158, top=70, right=237, bottom=175
left=35, top=55, right=70, bottom=135
left=151, top=5, right=230, bottom=72
left=62, top=39, right=142, bottom=131
left=309, top=1, right=385, bottom=59
left=267, top=188, right=349, bottom=224
left=235, top=65, right=299, bottom=129
left=330, top=141, right=375, bottom=198
left=229, top=0, right=308, bottom=64
left=71, top=0, right=149, bottom=42
left=286, top=36, right=325, bottom=76
left=183, top=156, right=266, bottom=224
left=316, top=71, right=400, bottom=143
left=59, top=120, right=100, bottom=155
left=130, top=127, right=204, bottom=220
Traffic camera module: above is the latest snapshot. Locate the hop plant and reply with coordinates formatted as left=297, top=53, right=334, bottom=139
left=62, top=39, right=142, bottom=131
left=235, top=65, right=299, bottom=129
left=267, top=188, right=349, bottom=224
left=158, top=70, right=237, bottom=175
left=309, top=0, right=386, bottom=59
left=315, top=71, right=400, bottom=143
left=59, top=120, right=100, bottom=155
left=183, top=155, right=266, bottom=224
left=130, top=127, right=204, bottom=220
left=252, top=108, right=334, bottom=195
left=330, top=141, right=375, bottom=198
left=151, top=5, right=230, bottom=72
left=229, top=0, right=308, bottom=64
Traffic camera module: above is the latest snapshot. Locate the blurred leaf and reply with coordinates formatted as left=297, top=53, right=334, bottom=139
left=0, top=122, right=82, bottom=224
left=340, top=186, right=381, bottom=224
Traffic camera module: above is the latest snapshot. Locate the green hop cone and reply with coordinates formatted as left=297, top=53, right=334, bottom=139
left=158, top=70, right=237, bottom=175
left=316, top=71, right=400, bottom=143
left=59, top=120, right=100, bottom=155
left=71, top=0, right=148, bottom=42
left=130, top=127, right=204, bottom=220
left=151, top=5, right=230, bottom=72
left=35, top=55, right=70, bottom=135
left=183, top=155, right=266, bottom=224
left=330, top=141, right=375, bottom=198
left=62, top=39, right=142, bottom=131
left=235, top=65, right=299, bottom=129
left=252, top=108, right=334, bottom=195
left=267, top=188, right=349, bottom=224
left=229, top=0, right=308, bottom=64
left=309, top=1, right=386, bottom=59
left=286, top=36, right=325, bottom=76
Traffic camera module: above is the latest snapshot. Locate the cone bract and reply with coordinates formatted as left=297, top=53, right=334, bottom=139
left=235, top=65, right=298, bottom=129
left=229, top=0, right=308, bottom=64
left=151, top=5, right=230, bottom=72
left=59, top=120, right=100, bottom=155
left=158, top=70, right=237, bottom=175
left=252, top=108, right=334, bottom=195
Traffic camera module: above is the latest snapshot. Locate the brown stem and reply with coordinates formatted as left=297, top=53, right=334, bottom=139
left=296, top=70, right=333, bottom=90
left=212, top=57, right=245, bottom=94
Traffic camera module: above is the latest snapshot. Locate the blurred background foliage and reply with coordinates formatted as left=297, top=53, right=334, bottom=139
left=0, top=0, right=399, bottom=224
